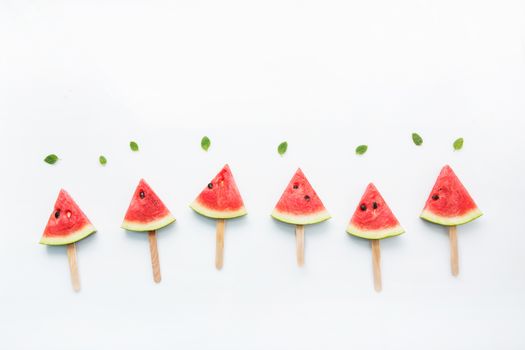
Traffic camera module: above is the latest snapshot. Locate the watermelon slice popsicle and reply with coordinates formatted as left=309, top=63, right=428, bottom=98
left=420, top=165, right=482, bottom=276
left=346, top=183, right=405, bottom=292
left=272, top=168, right=331, bottom=267
left=121, top=179, right=176, bottom=283
left=40, top=189, right=97, bottom=292
left=190, top=164, right=247, bottom=270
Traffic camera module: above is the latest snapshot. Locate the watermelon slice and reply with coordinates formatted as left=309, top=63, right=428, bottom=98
left=40, top=189, right=96, bottom=245
left=346, top=183, right=404, bottom=239
left=420, top=165, right=482, bottom=226
left=271, top=168, right=331, bottom=225
left=190, top=164, right=247, bottom=219
left=122, top=179, right=176, bottom=231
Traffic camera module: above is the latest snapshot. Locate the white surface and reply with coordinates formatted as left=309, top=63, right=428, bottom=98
left=1, top=1, right=525, bottom=349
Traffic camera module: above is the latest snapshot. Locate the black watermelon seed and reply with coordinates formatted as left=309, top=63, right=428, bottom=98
left=54, top=210, right=60, bottom=219
left=432, top=194, right=439, bottom=200
left=360, top=204, right=367, bottom=211
left=139, top=191, right=145, bottom=199
left=293, top=184, right=299, bottom=189
left=207, top=183, right=213, bottom=189
left=304, top=195, right=310, bottom=201
left=373, top=202, right=378, bottom=209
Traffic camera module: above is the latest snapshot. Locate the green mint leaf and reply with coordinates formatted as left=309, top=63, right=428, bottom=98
left=201, top=136, right=211, bottom=151
left=44, top=154, right=59, bottom=164
left=453, top=138, right=464, bottom=151
left=355, top=145, right=368, bottom=155
left=277, top=141, right=288, bottom=156
left=99, top=155, right=107, bottom=165
left=412, top=133, right=423, bottom=146
left=130, top=141, right=139, bottom=152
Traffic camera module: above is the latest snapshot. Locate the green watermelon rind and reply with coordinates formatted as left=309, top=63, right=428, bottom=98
left=190, top=201, right=247, bottom=219
left=271, top=208, right=331, bottom=225
left=420, top=208, right=483, bottom=227
left=346, top=224, right=405, bottom=240
left=121, top=214, right=176, bottom=232
left=40, top=224, right=97, bottom=246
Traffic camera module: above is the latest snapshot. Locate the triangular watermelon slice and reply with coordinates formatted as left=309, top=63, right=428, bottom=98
left=420, top=165, right=482, bottom=226
left=40, top=189, right=96, bottom=245
left=346, top=183, right=404, bottom=239
left=190, top=164, right=247, bottom=219
left=122, top=179, right=176, bottom=232
left=271, top=168, right=331, bottom=225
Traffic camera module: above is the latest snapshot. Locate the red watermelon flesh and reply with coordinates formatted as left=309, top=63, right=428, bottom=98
left=190, top=164, right=247, bottom=219
left=271, top=168, right=330, bottom=225
left=122, top=179, right=175, bottom=232
left=40, top=189, right=96, bottom=245
left=420, top=165, right=482, bottom=226
left=346, top=183, right=404, bottom=240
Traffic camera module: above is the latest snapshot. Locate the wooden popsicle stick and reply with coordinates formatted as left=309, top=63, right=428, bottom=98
left=449, top=226, right=459, bottom=276
left=295, top=225, right=305, bottom=267
left=371, top=239, right=382, bottom=292
left=148, top=231, right=161, bottom=283
left=216, top=219, right=225, bottom=270
left=66, top=243, right=80, bottom=292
